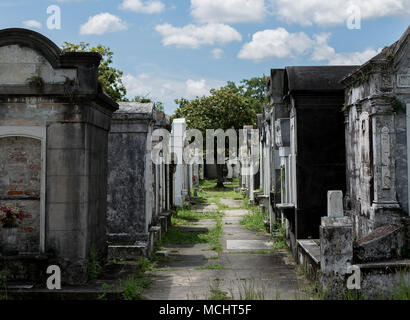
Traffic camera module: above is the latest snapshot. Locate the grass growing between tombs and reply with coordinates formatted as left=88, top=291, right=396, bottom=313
left=162, top=217, right=223, bottom=252
left=171, top=205, right=224, bottom=226
left=120, top=258, right=154, bottom=300
left=197, top=179, right=242, bottom=206
left=196, top=263, right=227, bottom=270
left=239, top=197, right=267, bottom=232
left=207, top=279, right=276, bottom=300
left=239, top=197, right=287, bottom=250
left=98, top=258, right=154, bottom=300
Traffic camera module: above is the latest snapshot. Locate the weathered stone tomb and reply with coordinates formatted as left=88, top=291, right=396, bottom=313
left=0, top=28, right=118, bottom=284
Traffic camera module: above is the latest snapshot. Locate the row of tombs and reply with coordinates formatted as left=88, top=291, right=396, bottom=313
left=241, top=26, right=410, bottom=299
left=0, top=28, right=200, bottom=285
left=1, top=25, right=409, bottom=298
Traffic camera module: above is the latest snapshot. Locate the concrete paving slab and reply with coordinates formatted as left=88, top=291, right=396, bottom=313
left=219, top=198, right=243, bottom=208
left=192, top=203, right=219, bottom=212
left=223, top=209, right=249, bottom=217
left=226, top=240, right=274, bottom=250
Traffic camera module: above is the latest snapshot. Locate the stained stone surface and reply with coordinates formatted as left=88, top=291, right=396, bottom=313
left=226, top=240, right=274, bottom=250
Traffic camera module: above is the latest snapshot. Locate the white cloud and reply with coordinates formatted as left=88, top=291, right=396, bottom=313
left=238, top=28, right=313, bottom=61
left=119, top=0, right=165, bottom=14
left=155, top=23, right=242, bottom=49
left=190, top=0, right=267, bottom=23
left=274, top=0, right=410, bottom=26
left=123, top=73, right=224, bottom=111
left=211, top=48, right=224, bottom=59
left=80, top=13, right=128, bottom=35
left=311, top=33, right=381, bottom=65
left=186, top=79, right=210, bottom=96
left=22, top=20, right=42, bottom=29
left=238, top=28, right=380, bottom=65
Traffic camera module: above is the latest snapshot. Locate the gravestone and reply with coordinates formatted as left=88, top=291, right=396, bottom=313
left=327, top=191, right=344, bottom=218
left=171, top=119, right=186, bottom=207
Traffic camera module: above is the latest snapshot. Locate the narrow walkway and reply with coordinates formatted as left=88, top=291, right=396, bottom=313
left=143, top=182, right=311, bottom=300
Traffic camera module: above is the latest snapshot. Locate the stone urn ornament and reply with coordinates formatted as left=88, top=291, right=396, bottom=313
left=0, top=204, right=24, bottom=256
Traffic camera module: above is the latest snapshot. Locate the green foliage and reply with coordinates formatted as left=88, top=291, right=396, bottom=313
left=197, top=179, right=240, bottom=201
left=26, top=75, right=44, bottom=89
left=122, top=276, right=152, bottom=300
left=173, top=87, right=257, bottom=134
left=271, top=222, right=287, bottom=250
left=162, top=217, right=223, bottom=252
left=62, top=42, right=126, bottom=102
left=196, top=264, right=226, bottom=270
left=240, top=205, right=267, bottom=232
left=172, top=206, right=224, bottom=226
left=119, top=258, right=154, bottom=300
left=223, top=76, right=268, bottom=114
left=208, top=281, right=230, bottom=300
left=234, top=280, right=266, bottom=300
left=88, top=245, right=102, bottom=281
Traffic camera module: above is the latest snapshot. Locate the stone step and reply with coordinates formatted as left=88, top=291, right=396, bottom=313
left=107, top=242, right=149, bottom=260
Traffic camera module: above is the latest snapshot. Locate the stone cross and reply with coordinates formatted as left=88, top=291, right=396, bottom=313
left=327, top=190, right=344, bottom=218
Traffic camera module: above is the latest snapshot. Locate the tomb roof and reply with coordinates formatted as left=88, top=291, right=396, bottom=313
left=117, top=102, right=155, bottom=114
left=285, top=66, right=358, bottom=93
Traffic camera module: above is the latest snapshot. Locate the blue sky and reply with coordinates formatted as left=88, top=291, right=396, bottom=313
left=0, top=0, right=409, bottom=114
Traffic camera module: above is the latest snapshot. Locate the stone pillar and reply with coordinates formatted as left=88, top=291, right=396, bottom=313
left=320, top=190, right=353, bottom=298
left=369, top=96, right=401, bottom=227
left=199, top=164, right=204, bottom=180
left=171, top=119, right=186, bottom=207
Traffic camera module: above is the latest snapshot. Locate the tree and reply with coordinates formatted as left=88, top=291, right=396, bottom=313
left=62, top=42, right=127, bottom=102
left=174, top=88, right=256, bottom=187
left=223, top=76, right=268, bottom=114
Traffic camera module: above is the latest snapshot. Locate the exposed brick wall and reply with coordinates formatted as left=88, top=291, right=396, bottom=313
left=0, top=136, right=41, bottom=253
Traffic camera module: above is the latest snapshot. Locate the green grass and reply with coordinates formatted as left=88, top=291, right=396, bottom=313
left=198, top=179, right=240, bottom=201
left=207, top=280, right=230, bottom=300
left=121, top=276, right=152, bottom=300
left=196, top=263, right=226, bottom=270
left=231, top=280, right=267, bottom=300
left=240, top=208, right=266, bottom=232
left=270, top=223, right=287, bottom=250
left=115, top=258, right=154, bottom=300
left=171, top=207, right=224, bottom=226
left=162, top=218, right=223, bottom=252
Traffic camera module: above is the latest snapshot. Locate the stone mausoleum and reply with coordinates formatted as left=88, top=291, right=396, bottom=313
left=0, top=28, right=118, bottom=284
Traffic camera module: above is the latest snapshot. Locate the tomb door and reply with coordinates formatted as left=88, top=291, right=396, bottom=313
left=0, top=135, right=44, bottom=254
